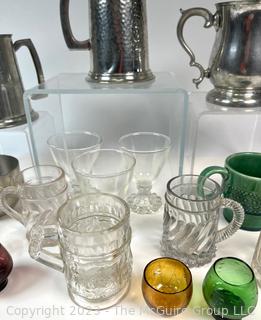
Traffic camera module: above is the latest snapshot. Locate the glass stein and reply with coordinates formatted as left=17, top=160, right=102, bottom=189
left=29, top=193, right=133, bottom=310
left=0, top=165, right=68, bottom=238
left=161, top=175, right=245, bottom=267
left=252, top=232, right=261, bottom=287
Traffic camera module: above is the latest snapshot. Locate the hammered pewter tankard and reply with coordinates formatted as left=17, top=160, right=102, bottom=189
left=0, top=35, right=45, bottom=128
left=60, top=0, right=154, bottom=83
left=177, top=1, right=261, bottom=108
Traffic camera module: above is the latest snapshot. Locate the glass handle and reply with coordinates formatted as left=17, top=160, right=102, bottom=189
left=14, top=39, right=47, bottom=100
left=177, top=7, right=215, bottom=88
left=60, top=0, right=91, bottom=50
left=216, top=198, right=245, bottom=243
left=28, top=212, right=64, bottom=273
left=0, top=186, right=24, bottom=225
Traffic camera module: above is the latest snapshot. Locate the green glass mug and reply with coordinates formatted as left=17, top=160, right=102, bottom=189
left=200, top=152, right=261, bottom=231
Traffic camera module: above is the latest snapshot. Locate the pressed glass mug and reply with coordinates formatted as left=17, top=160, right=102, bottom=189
left=0, top=165, right=68, bottom=237
left=142, top=257, right=193, bottom=316
left=200, top=152, right=261, bottom=231
left=162, top=175, right=245, bottom=267
left=203, top=257, right=258, bottom=319
left=29, top=193, right=133, bottom=310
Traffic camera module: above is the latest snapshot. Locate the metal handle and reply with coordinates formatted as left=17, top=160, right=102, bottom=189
left=60, top=0, right=91, bottom=50
left=177, top=7, right=215, bottom=88
left=14, top=38, right=46, bottom=100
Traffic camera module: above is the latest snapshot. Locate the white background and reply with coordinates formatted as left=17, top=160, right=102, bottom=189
left=0, top=1, right=261, bottom=319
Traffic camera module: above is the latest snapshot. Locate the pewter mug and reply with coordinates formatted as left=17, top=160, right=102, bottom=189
left=177, top=1, right=261, bottom=108
left=60, top=0, right=154, bottom=83
left=0, top=35, right=45, bottom=128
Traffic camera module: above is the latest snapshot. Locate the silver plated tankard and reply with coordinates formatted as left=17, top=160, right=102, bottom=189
left=0, top=35, right=45, bottom=128
left=60, top=0, right=154, bottom=83
left=177, top=1, right=261, bottom=108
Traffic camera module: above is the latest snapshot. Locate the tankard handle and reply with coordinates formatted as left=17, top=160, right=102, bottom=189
left=177, top=8, right=216, bottom=88
left=60, top=0, right=91, bottom=50
left=28, top=210, right=64, bottom=273
left=200, top=166, right=245, bottom=242
left=14, top=39, right=46, bottom=100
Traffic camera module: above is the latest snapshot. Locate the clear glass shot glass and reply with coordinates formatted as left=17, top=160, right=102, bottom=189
left=72, top=149, right=136, bottom=198
left=162, top=175, right=245, bottom=267
left=142, top=257, right=193, bottom=316
left=29, top=193, right=133, bottom=310
left=203, top=257, right=258, bottom=320
left=119, top=132, right=171, bottom=214
left=47, top=131, right=102, bottom=190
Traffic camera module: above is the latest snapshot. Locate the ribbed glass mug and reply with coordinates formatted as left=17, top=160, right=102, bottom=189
left=161, top=175, right=245, bottom=267
left=0, top=165, right=68, bottom=238
left=29, top=193, right=133, bottom=310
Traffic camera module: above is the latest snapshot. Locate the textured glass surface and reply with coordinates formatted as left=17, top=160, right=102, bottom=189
left=142, top=257, right=192, bottom=316
left=203, top=258, right=258, bottom=319
left=161, top=175, right=244, bottom=267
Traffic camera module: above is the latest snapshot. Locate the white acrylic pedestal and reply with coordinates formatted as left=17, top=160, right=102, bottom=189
left=184, top=91, right=261, bottom=175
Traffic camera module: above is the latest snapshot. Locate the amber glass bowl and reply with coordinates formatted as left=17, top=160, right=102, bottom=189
left=142, top=257, right=193, bottom=316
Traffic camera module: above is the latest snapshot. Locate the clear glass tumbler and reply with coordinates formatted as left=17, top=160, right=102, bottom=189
left=119, top=132, right=171, bottom=214
left=47, top=131, right=102, bottom=190
left=72, top=149, right=136, bottom=198
left=0, top=165, right=68, bottom=237
left=162, top=175, right=245, bottom=267
left=29, top=193, right=133, bottom=310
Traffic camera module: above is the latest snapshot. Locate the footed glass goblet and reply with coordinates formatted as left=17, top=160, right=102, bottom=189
left=119, top=132, right=171, bottom=214
left=203, top=257, right=258, bottom=320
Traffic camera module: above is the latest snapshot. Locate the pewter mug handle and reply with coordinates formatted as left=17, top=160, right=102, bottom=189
left=14, top=39, right=46, bottom=99
left=60, top=0, right=91, bottom=50
left=177, top=7, right=215, bottom=88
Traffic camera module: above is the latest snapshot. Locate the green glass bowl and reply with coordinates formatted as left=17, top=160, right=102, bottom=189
left=203, top=257, right=258, bottom=320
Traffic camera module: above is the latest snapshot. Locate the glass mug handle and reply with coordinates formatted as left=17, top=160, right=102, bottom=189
left=60, top=0, right=91, bottom=50
left=28, top=210, right=64, bottom=273
left=200, top=166, right=245, bottom=242
left=0, top=186, right=24, bottom=224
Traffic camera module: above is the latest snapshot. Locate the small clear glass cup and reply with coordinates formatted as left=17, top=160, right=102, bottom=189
left=162, top=175, right=245, bottom=267
left=47, top=131, right=102, bottom=190
left=142, top=257, right=193, bottom=316
left=119, top=132, right=171, bottom=214
left=72, top=149, right=136, bottom=198
left=203, top=257, right=258, bottom=320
